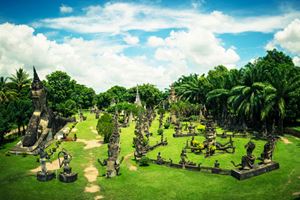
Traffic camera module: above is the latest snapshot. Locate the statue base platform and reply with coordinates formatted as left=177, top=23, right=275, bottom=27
left=37, top=171, right=55, bottom=181
left=173, top=133, right=197, bottom=138
left=231, top=161, right=279, bottom=180
left=59, top=172, right=78, bottom=183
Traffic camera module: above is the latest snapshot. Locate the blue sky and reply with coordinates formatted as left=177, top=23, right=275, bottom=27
left=0, top=0, right=300, bottom=92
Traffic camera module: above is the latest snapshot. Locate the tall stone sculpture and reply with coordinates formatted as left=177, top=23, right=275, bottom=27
left=22, top=67, right=48, bottom=147
left=134, top=85, right=142, bottom=107
left=11, top=67, right=73, bottom=154
left=204, top=115, right=217, bottom=156
left=169, top=84, right=177, bottom=124
left=106, top=112, right=122, bottom=178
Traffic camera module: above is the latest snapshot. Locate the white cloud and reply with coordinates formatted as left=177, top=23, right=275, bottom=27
left=36, top=3, right=300, bottom=34
left=154, top=29, right=240, bottom=72
left=293, top=56, right=300, bottom=66
left=266, top=19, right=300, bottom=54
left=60, top=4, right=73, bottom=14
left=123, top=34, right=139, bottom=45
left=147, top=36, right=165, bottom=47
left=0, top=23, right=183, bottom=92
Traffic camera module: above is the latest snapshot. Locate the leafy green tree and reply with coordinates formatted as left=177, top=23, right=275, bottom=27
left=0, top=77, right=17, bottom=103
left=9, top=68, right=31, bottom=97
left=96, top=113, right=113, bottom=143
left=175, top=74, right=212, bottom=104
left=0, top=103, right=13, bottom=144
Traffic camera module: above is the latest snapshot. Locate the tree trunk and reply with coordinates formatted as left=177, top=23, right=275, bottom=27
left=17, top=125, right=21, bottom=136
left=22, top=125, right=26, bottom=135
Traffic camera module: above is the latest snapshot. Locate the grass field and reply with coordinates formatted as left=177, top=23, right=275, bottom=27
left=1, top=112, right=300, bottom=200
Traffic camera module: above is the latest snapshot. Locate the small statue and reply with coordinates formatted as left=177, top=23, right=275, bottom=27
left=58, top=148, right=77, bottom=182
left=179, top=149, right=188, bottom=165
left=36, top=144, right=55, bottom=181
left=259, top=137, right=276, bottom=164
left=156, top=152, right=164, bottom=165
left=214, top=160, right=220, bottom=168
left=73, top=133, right=77, bottom=141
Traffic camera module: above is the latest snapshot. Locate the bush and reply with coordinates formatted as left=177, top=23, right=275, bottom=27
left=96, top=113, right=114, bottom=143
left=139, top=156, right=150, bottom=166
left=164, top=122, right=170, bottom=129
left=157, top=128, right=164, bottom=135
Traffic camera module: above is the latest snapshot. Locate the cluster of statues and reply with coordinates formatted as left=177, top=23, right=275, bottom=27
left=37, top=145, right=77, bottom=183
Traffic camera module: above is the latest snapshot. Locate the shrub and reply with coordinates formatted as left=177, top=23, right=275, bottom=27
left=96, top=113, right=114, bottom=143
left=164, top=122, right=170, bottom=129
left=139, top=156, right=150, bottom=166
left=157, top=128, right=164, bottom=135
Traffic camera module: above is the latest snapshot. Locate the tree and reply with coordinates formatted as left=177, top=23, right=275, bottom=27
left=9, top=68, right=31, bottom=96
left=96, top=113, right=113, bottom=143
left=175, top=74, right=212, bottom=104
left=0, top=77, right=17, bottom=103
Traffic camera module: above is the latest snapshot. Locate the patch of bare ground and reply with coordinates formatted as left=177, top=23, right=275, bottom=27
left=281, top=137, right=292, bottom=144
left=77, top=139, right=103, bottom=149
left=30, top=159, right=60, bottom=173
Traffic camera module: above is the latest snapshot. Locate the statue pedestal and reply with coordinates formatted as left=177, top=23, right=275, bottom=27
left=37, top=171, right=55, bottom=181
left=231, top=162, right=279, bottom=180
left=59, top=168, right=78, bottom=183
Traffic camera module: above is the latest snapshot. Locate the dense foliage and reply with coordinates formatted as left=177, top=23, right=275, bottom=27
left=96, top=113, right=114, bottom=143
left=175, top=49, right=300, bottom=134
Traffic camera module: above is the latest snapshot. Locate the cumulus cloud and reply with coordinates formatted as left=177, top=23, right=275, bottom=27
left=60, top=4, right=73, bottom=14
left=123, top=34, right=139, bottom=45
left=154, top=29, right=240, bottom=72
left=36, top=3, right=300, bottom=34
left=0, top=23, right=182, bottom=92
left=266, top=19, right=300, bottom=54
left=147, top=36, right=165, bottom=47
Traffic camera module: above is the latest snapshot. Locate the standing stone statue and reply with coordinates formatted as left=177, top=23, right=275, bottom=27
left=58, top=148, right=78, bottom=183
left=134, top=112, right=148, bottom=160
left=106, top=112, right=123, bottom=178
left=36, top=144, right=55, bottom=181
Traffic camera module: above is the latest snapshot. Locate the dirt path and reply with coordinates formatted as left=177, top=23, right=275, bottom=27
left=77, top=139, right=103, bottom=150
left=280, top=137, right=292, bottom=144
left=124, top=152, right=137, bottom=171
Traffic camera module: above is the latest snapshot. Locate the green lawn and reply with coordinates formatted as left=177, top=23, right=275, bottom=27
left=1, top=112, right=300, bottom=200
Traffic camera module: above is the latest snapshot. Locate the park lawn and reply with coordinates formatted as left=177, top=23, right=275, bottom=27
left=0, top=112, right=300, bottom=200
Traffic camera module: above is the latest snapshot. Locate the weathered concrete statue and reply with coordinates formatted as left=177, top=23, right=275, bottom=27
left=36, top=144, right=55, bottom=181
left=232, top=141, right=256, bottom=170
left=134, top=112, right=148, bottom=160
left=259, top=137, right=276, bottom=164
left=22, top=67, right=48, bottom=147
left=106, top=112, right=123, bottom=178
left=11, top=67, right=73, bottom=154
left=58, top=148, right=77, bottom=182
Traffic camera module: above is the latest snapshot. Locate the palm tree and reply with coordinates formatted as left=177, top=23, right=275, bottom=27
left=228, top=82, right=270, bottom=129
left=9, top=68, right=31, bottom=96
left=176, top=75, right=212, bottom=104
left=0, top=77, right=17, bottom=103
left=261, top=65, right=300, bottom=133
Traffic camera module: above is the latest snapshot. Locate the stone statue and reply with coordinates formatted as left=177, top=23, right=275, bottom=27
left=231, top=141, right=256, bottom=170
left=36, top=144, right=55, bottom=181
left=179, top=149, right=188, bottom=165
left=11, top=67, right=74, bottom=154
left=58, top=148, right=77, bottom=182
left=156, top=152, right=164, bottom=165
left=106, top=112, right=123, bottom=178
left=259, top=137, right=276, bottom=164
